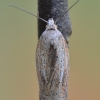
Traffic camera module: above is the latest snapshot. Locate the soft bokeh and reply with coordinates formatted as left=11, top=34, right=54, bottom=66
left=0, top=0, right=100, bottom=100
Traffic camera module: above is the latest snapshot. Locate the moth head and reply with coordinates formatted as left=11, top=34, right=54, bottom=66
left=48, top=18, right=54, bottom=25
left=46, top=18, right=57, bottom=30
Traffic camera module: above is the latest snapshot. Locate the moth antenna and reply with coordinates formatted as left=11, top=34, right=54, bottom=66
left=8, top=4, right=48, bottom=23
left=55, top=0, right=79, bottom=23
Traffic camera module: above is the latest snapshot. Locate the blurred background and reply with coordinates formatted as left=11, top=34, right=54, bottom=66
left=0, top=0, right=100, bottom=100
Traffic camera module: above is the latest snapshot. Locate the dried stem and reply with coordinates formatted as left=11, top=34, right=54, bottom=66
left=37, top=0, right=71, bottom=100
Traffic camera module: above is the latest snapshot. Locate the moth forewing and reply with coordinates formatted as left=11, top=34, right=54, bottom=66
left=36, top=20, right=69, bottom=99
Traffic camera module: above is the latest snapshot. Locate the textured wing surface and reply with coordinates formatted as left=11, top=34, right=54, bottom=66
left=36, top=29, right=69, bottom=100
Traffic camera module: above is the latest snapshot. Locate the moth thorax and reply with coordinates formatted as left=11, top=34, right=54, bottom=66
left=46, top=18, right=57, bottom=30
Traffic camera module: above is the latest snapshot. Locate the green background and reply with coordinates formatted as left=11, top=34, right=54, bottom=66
left=0, top=0, right=100, bottom=100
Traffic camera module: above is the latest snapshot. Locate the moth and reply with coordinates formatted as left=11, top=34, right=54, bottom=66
left=36, top=18, right=70, bottom=100
left=8, top=0, right=79, bottom=99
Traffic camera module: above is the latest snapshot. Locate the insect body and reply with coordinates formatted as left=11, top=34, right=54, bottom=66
left=8, top=1, right=79, bottom=99
left=36, top=18, right=69, bottom=100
